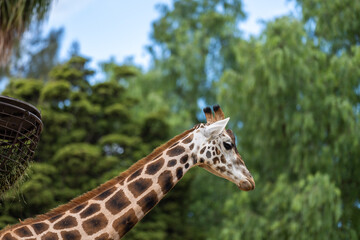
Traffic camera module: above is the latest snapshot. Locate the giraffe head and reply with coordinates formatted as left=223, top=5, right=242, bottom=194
left=193, top=105, right=255, bottom=191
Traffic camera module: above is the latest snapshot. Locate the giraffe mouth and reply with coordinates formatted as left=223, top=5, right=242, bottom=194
left=200, top=164, right=255, bottom=191
left=238, top=178, right=255, bottom=191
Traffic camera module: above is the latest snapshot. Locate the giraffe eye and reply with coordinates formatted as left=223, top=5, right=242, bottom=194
left=223, top=142, right=232, bottom=150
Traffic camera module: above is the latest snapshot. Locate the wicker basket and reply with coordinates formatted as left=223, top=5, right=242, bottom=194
left=0, top=96, right=43, bottom=195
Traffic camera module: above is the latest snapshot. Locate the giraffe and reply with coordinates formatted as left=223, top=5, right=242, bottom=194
left=0, top=105, right=255, bottom=240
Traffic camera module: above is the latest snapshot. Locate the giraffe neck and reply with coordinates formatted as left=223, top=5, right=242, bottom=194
left=111, top=137, right=196, bottom=238
left=0, top=129, right=197, bottom=240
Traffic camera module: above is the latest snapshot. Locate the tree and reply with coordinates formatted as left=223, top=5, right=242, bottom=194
left=0, top=56, right=201, bottom=239
left=218, top=16, right=360, bottom=238
left=0, top=0, right=53, bottom=65
left=295, top=0, right=360, bottom=54
left=0, top=57, right=171, bottom=232
left=148, top=0, right=246, bottom=120
left=219, top=174, right=343, bottom=240
left=2, top=0, right=359, bottom=238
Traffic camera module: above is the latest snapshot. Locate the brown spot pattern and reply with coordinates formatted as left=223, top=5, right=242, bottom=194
left=200, top=147, right=206, bottom=154
left=49, top=214, right=64, bottom=223
left=145, top=158, right=164, bottom=175
left=14, top=226, right=32, bottom=237
left=41, top=232, right=59, bottom=240
left=80, top=203, right=101, bottom=219
left=137, top=190, right=159, bottom=213
left=3, top=233, right=17, bottom=240
left=216, top=166, right=226, bottom=172
left=170, top=142, right=179, bottom=148
left=105, top=190, right=131, bottom=215
left=32, top=222, right=49, bottom=234
left=127, top=168, right=143, bottom=182
left=167, top=159, right=177, bottom=167
left=226, top=129, right=236, bottom=143
left=206, top=151, right=211, bottom=158
left=95, top=233, right=110, bottom=240
left=166, top=146, right=185, bottom=157
left=82, top=213, right=108, bottom=236
left=180, top=155, right=188, bottom=164
left=70, top=202, right=88, bottom=213
left=60, top=230, right=81, bottom=240
left=53, top=216, right=77, bottom=230
left=176, top=167, right=183, bottom=179
left=157, top=170, right=174, bottom=194
left=192, top=153, right=198, bottom=164
left=182, top=134, right=193, bottom=144
left=189, top=143, right=194, bottom=150
left=113, top=209, right=138, bottom=238
left=213, top=157, right=220, bottom=164
left=216, top=147, right=220, bottom=155
left=95, top=187, right=116, bottom=200
left=128, top=178, right=152, bottom=198
left=221, top=155, right=226, bottom=163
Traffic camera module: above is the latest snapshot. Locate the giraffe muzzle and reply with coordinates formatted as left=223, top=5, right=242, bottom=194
left=238, top=177, right=255, bottom=191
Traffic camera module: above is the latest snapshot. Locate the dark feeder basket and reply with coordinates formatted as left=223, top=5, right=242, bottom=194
left=0, top=96, right=43, bottom=195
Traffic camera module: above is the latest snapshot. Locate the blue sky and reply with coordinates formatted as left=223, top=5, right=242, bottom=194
left=43, top=0, right=297, bottom=69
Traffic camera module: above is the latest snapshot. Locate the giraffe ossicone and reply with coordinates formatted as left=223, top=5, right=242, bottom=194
left=0, top=105, right=255, bottom=240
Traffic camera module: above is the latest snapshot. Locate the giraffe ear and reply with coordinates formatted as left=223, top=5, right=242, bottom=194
left=204, top=118, right=230, bottom=138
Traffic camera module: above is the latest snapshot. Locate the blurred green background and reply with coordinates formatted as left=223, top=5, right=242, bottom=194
left=1, top=0, right=359, bottom=239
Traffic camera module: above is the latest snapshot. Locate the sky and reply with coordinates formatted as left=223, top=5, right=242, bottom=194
left=43, top=0, right=297, bottom=69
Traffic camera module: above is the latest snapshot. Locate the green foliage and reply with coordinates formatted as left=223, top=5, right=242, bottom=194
left=98, top=134, right=142, bottom=149
left=104, top=103, right=130, bottom=121
left=295, top=0, right=360, bottom=53
left=141, top=114, right=170, bottom=144
left=49, top=56, right=94, bottom=90
left=91, top=81, right=125, bottom=105
left=218, top=15, right=360, bottom=239
left=2, top=78, right=43, bottom=104
left=187, top=169, right=240, bottom=239
left=218, top=173, right=343, bottom=240
left=101, top=63, right=139, bottom=80
left=40, top=80, right=71, bottom=103
left=1, top=0, right=359, bottom=239
left=0, top=163, right=57, bottom=228
left=53, top=144, right=102, bottom=188
left=0, top=56, right=173, bottom=237
left=149, top=0, right=246, bottom=119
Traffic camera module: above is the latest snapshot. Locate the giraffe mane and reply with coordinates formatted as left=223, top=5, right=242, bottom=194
left=0, top=127, right=195, bottom=233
